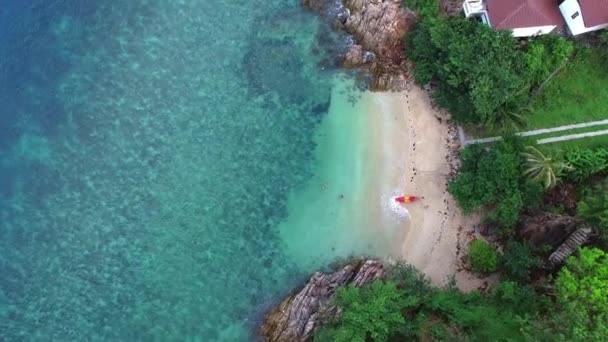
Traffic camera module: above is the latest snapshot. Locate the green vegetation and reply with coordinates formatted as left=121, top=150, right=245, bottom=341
left=564, top=147, right=608, bottom=183
left=313, top=250, right=608, bottom=341
left=526, top=47, right=608, bottom=129
left=314, top=264, right=555, bottom=341
left=404, top=0, right=438, bottom=18
left=500, top=240, right=540, bottom=284
left=554, top=248, right=608, bottom=340
left=316, top=280, right=417, bottom=342
left=578, top=179, right=608, bottom=243
left=408, top=17, right=527, bottom=125
left=525, top=35, right=574, bottom=87
left=448, top=136, right=542, bottom=228
left=468, top=239, right=498, bottom=273
left=523, top=146, right=571, bottom=189
left=407, top=12, right=574, bottom=128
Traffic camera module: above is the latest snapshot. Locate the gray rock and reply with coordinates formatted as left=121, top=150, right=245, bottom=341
left=260, top=259, right=387, bottom=342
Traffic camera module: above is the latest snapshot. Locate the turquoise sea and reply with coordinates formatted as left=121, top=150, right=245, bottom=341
left=0, top=1, right=402, bottom=340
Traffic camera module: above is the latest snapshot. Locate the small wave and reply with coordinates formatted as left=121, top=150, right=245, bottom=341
left=383, top=190, right=410, bottom=219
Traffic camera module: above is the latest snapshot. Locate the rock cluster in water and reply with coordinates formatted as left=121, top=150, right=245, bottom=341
left=303, top=0, right=416, bottom=90
left=260, top=259, right=387, bottom=342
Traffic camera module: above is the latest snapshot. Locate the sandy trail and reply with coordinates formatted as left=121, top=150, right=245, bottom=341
left=368, top=86, right=482, bottom=289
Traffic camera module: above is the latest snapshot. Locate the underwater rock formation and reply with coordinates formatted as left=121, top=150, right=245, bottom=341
left=303, top=0, right=415, bottom=90
left=260, top=259, right=387, bottom=342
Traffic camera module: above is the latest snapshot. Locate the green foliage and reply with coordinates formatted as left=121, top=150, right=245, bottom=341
left=389, top=262, right=432, bottom=297
left=448, top=136, right=542, bottom=228
left=314, top=263, right=553, bottom=341
left=523, top=145, right=572, bottom=189
left=468, top=239, right=498, bottom=273
left=407, top=17, right=527, bottom=124
left=525, top=47, right=608, bottom=129
left=554, top=248, right=608, bottom=340
left=577, top=178, right=608, bottom=243
left=598, top=29, right=608, bottom=43
left=564, top=147, right=608, bottom=183
left=329, top=280, right=418, bottom=342
left=404, top=0, right=439, bottom=18
left=426, top=289, right=527, bottom=340
left=500, top=240, right=541, bottom=283
left=525, top=35, right=574, bottom=85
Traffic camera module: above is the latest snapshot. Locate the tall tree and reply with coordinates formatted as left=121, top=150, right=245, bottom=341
left=523, top=146, right=572, bottom=189
left=448, top=136, right=542, bottom=228
left=553, top=248, right=608, bottom=340
left=577, top=178, right=608, bottom=243
left=408, top=17, right=528, bottom=124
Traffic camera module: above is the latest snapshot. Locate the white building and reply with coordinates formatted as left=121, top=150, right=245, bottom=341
left=463, top=0, right=608, bottom=37
left=559, top=0, right=608, bottom=35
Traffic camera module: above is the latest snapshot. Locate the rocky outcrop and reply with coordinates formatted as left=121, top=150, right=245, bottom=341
left=260, top=259, right=387, bottom=342
left=303, top=0, right=416, bottom=90
left=519, top=213, right=580, bottom=249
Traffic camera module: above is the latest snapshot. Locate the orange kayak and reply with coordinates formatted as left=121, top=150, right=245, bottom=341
left=395, top=196, right=419, bottom=203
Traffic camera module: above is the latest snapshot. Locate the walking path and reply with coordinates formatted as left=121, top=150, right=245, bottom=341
left=462, top=119, right=608, bottom=146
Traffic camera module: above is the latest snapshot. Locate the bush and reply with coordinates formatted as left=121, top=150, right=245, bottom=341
left=448, top=136, right=542, bottom=228
left=564, top=147, right=608, bottom=183
left=553, top=248, right=608, bottom=340
left=468, top=240, right=498, bottom=274
left=404, top=0, right=439, bottom=18
left=577, top=178, right=608, bottom=243
left=500, top=240, right=541, bottom=283
left=326, top=280, right=419, bottom=342
left=407, top=17, right=528, bottom=124
left=525, top=35, right=574, bottom=85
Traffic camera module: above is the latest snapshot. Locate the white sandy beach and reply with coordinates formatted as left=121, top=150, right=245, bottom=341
left=365, top=86, right=483, bottom=289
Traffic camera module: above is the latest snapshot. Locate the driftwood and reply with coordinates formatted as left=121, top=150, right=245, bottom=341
left=260, top=259, right=387, bottom=342
left=543, top=227, right=592, bottom=270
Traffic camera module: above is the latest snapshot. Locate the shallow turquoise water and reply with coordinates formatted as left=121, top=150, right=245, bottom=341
left=0, top=0, right=396, bottom=340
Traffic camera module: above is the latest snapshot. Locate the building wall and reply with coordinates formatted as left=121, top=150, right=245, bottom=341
left=560, top=0, right=608, bottom=35
left=511, top=25, right=557, bottom=37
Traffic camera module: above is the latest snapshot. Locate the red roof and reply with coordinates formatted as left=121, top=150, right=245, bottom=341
left=580, top=0, right=608, bottom=27
left=487, top=0, right=565, bottom=29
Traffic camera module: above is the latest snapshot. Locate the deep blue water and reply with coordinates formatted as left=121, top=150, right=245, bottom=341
left=0, top=0, right=355, bottom=340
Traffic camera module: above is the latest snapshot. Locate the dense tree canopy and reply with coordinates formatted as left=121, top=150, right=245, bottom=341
left=314, top=264, right=548, bottom=341
left=448, top=136, right=542, bottom=228
left=407, top=16, right=574, bottom=126
left=577, top=178, right=608, bottom=243
left=316, top=280, right=418, bottom=342
left=554, top=248, right=608, bottom=340
left=408, top=17, right=527, bottom=124
left=564, top=147, right=608, bottom=183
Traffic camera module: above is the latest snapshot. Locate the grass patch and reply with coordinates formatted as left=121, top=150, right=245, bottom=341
left=525, top=47, right=608, bottom=129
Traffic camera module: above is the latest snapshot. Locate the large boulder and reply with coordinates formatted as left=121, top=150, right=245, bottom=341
left=303, top=0, right=415, bottom=90
left=260, top=259, right=387, bottom=342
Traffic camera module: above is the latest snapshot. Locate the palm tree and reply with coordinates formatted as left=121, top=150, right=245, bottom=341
left=523, top=146, right=572, bottom=189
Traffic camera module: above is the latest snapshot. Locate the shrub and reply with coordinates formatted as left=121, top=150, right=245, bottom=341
left=564, top=147, right=608, bottom=183
left=577, top=178, right=608, bottom=243
left=404, top=0, right=439, bottom=18
left=500, top=240, right=541, bottom=283
left=448, top=136, right=542, bottom=228
left=525, top=35, right=574, bottom=86
left=468, top=239, right=498, bottom=274
left=407, top=17, right=528, bottom=125
left=553, top=248, right=608, bottom=340
left=328, top=280, right=419, bottom=342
